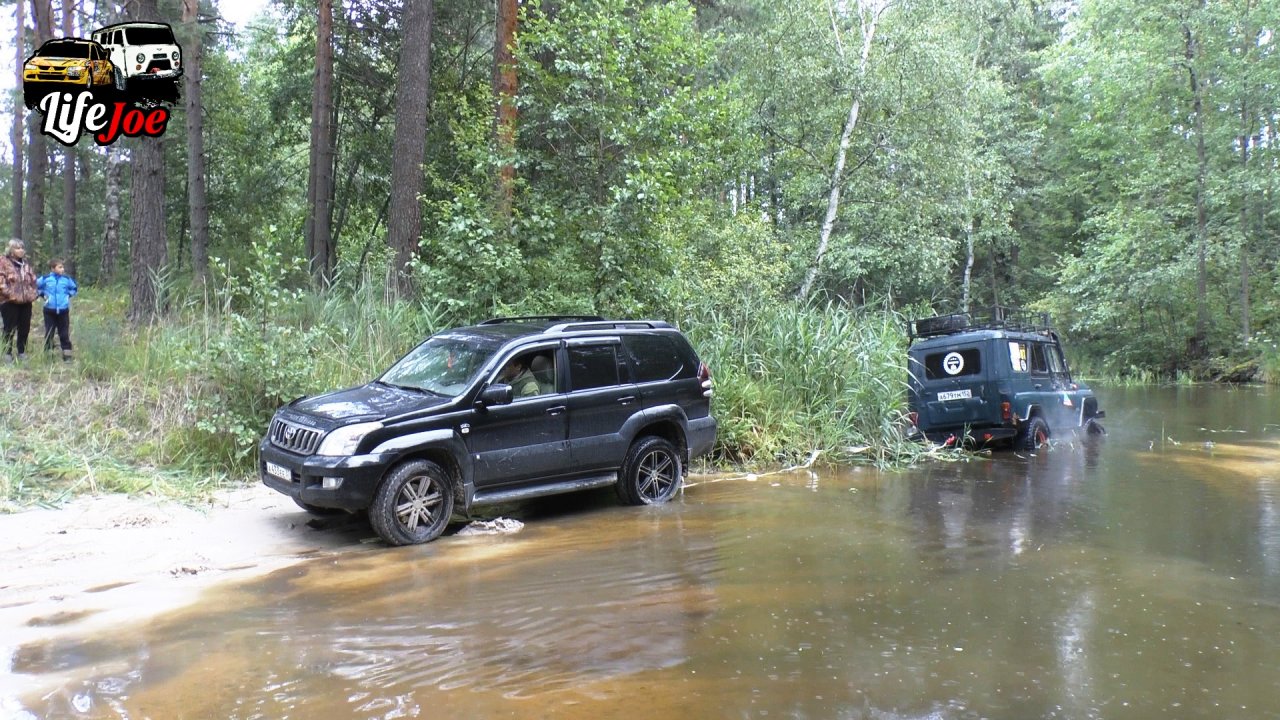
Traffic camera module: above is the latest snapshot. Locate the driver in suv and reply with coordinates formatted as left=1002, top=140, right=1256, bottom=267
left=260, top=316, right=717, bottom=546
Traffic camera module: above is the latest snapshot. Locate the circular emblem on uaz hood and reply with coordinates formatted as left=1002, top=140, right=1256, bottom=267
left=943, top=352, right=965, bottom=375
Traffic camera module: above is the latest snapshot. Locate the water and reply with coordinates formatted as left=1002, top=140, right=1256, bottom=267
left=9, top=385, right=1280, bottom=719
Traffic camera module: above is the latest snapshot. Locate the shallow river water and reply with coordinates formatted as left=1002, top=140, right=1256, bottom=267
left=10, top=385, right=1280, bottom=719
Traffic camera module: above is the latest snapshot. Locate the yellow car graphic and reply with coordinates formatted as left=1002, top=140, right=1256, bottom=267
left=23, top=38, right=120, bottom=108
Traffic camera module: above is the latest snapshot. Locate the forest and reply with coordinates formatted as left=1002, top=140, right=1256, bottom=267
left=2, top=0, right=1279, bottom=499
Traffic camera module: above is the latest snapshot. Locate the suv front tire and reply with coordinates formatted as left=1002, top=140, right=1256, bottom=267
left=369, top=459, right=456, bottom=546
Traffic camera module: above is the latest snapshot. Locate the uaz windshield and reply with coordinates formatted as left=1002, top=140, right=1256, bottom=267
left=380, top=336, right=493, bottom=397
left=126, top=27, right=176, bottom=44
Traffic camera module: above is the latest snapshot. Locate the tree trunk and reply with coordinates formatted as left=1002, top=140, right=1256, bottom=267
left=961, top=171, right=975, bottom=313
left=101, top=145, right=123, bottom=282
left=129, top=136, right=168, bottom=322
left=11, top=0, right=25, bottom=239
left=127, top=0, right=168, bottom=324
left=1185, top=24, right=1209, bottom=356
left=61, top=0, right=77, bottom=275
left=386, top=0, right=435, bottom=297
left=23, top=0, right=54, bottom=252
left=798, top=2, right=880, bottom=301
left=493, top=0, right=517, bottom=226
left=1237, top=0, right=1254, bottom=343
left=305, top=0, right=337, bottom=286
left=182, top=0, right=210, bottom=285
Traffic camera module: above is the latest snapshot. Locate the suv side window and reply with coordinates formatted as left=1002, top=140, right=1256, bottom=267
left=568, top=344, right=620, bottom=391
left=624, top=335, right=686, bottom=383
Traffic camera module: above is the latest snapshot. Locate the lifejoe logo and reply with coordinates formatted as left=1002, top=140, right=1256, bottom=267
left=22, top=21, right=183, bottom=147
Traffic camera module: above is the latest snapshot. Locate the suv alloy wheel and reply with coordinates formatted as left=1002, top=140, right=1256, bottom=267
left=369, top=459, right=456, bottom=546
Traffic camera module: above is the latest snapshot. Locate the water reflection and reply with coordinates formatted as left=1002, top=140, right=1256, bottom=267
left=9, top=386, right=1280, bottom=719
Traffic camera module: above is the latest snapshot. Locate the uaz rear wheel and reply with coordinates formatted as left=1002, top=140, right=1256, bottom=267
left=369, top=459, right=454, bottom=546
left=1019, top=415, right=1050, bottom=451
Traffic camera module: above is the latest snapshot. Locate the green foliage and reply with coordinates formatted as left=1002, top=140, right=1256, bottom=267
left=516, top=0, right=727, bottom=315
left=684, top=297, right=913, bottom=467
left=186, top=239, right=332, bottom=461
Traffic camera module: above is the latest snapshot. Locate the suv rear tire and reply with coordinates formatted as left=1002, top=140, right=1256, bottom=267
left=369, top=459, right=455, bottom=546
left=616, top=436, right=682, bottom=505
left=1019, top=415, right=1050, bottom=451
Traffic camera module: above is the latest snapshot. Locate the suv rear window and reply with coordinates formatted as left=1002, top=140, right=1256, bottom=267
left=569, top=345, right=620, bottom=391
left=624, top=335, right=688, bottom=383
left=923, top=348, right=982, bottom=380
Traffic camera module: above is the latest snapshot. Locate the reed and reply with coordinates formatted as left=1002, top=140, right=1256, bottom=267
left=3, top=287, right=926, bottom=507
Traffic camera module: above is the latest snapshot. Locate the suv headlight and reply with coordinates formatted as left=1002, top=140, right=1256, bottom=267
left=171, top=51, right=179, bottom=61
left=316, top=422, right=382, bottom=456
left=135, top=52, right=145, bottom=64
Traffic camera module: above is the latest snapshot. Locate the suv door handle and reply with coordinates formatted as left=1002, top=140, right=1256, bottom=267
left=617, top=395, right=637, bottom=405
left=546, top=405, right=566, bottom=416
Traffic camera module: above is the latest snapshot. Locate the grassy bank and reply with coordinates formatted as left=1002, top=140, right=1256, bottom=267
left=1, top=285, right=923, bottom=510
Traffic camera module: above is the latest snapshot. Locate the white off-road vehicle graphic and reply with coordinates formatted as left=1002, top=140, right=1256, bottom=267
left=90, top=22, right=182, bottom=95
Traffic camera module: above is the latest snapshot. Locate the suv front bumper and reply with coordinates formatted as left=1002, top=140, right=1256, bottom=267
left=259, top=439, right=390, bottom=511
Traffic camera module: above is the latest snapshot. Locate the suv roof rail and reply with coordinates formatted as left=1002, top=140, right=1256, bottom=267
left=909, top=305, right=1053, bottom=340
left=547, top=320, right=675, bottom=333
left=480, top=315, right=605, bottom=326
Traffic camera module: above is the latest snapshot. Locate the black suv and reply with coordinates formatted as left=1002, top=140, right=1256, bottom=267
left=260, top=316, right=717, bottom=545
left=906, top=308, right=1104, bottom=450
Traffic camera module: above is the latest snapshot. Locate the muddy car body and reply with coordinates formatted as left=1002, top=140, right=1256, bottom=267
left=260, top=316, right=717, bottom=545
left=906, top=309, right=1104, bottom=450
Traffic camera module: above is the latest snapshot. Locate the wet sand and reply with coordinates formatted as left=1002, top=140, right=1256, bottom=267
left=0, top=484, right=374, bottom=698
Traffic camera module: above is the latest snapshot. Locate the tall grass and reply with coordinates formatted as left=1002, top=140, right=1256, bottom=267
left=2, top=285, right=927, bottom=508
left=681, top=297, right=918, bottom=467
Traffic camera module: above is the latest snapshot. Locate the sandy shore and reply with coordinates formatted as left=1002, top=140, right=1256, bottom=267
left=0, top=483, right=374, bottom=698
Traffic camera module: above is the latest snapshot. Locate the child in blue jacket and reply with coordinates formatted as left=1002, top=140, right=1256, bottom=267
left=37, top=259, right=77, bottom=361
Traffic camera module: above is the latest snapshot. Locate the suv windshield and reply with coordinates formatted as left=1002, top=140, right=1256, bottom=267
left=380, top=336, right=493, bottom=397
left=126, top=26, right=176, bottom=44
left=37, top=41, right=91, bottom=58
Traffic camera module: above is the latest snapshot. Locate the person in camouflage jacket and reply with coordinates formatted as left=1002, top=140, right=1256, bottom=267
left=0, top=239, right=38, bottom=361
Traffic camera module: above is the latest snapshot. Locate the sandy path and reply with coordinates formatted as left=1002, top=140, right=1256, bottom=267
left=0, top=483, right=374, bottom=698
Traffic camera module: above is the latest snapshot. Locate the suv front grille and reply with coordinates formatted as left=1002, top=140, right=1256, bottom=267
left=270, top=418, right=323, bottom=455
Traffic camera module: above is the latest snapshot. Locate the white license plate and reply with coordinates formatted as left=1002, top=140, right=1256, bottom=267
left=265, top=461, right=292, bottom=481
left=937, top=389, right=972, bottom=402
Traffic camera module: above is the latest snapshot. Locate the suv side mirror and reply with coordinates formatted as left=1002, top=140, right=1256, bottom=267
left=477, top=383, right=514, bottom=408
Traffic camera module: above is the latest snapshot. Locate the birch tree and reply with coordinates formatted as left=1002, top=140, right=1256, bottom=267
left=797, top=0, right=886, bottom=301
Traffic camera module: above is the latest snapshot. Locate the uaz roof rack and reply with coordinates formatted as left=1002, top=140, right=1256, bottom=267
left=908, top=306, right=1053, bottom=341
